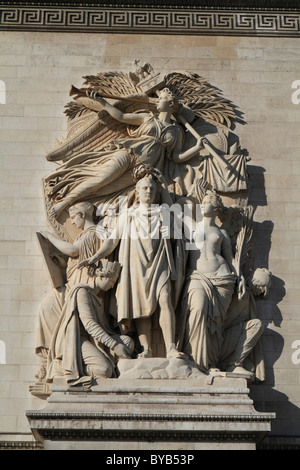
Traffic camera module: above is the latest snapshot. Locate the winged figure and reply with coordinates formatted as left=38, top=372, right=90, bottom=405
left=42, top=66, right=249, bottom=241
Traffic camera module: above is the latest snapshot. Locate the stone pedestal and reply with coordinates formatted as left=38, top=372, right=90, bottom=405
left=26, top=363, right=275, bottom=450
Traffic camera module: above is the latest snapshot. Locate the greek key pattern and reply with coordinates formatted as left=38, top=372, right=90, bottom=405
left=0, top=6, right=300, bottom=36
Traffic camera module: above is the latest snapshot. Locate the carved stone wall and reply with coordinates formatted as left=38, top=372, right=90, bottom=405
left=0, top=21, right=300, bottom=449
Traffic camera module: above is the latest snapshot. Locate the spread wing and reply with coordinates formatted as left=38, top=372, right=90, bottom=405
left=165, top=71, right=245, bottom=129
left=221, top=204, right=254, bottom=279
left=164, top=72, right=248, bottom=198
left=46, top=71, right=153, bottom=163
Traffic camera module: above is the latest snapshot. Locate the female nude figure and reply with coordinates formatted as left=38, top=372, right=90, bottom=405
left=48, top=88, right=202, bottom=219
left=178, top=190, right=246, bottom=371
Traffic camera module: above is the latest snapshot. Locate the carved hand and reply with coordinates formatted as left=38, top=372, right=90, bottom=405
left=195, top=137, right=203, bottom=150
left=152, top=167, right=166, bottom=184
left=78, top=253, right=102, bottom=269
left=113, top=343, right=132, bottom=359
left=78, top=258, right=93, bottom=269
left=238, top=275, right=247, bottom=299
left=160, top=225, right=170, bottom=239
left=86, top=90, right=105, bottom=105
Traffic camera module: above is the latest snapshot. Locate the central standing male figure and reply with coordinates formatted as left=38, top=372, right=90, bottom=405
left=79, top=167, right=184, bottom=359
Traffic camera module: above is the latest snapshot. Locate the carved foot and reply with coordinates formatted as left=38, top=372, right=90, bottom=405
left=137, top=348, right=152, bottom=359
left=166, top=345, right=187, bottom=359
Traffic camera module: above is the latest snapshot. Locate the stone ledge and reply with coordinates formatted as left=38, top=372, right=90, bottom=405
left=26, top=376, right=275, bottom=449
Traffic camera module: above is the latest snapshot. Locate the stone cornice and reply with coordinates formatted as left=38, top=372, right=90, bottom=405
left=0, top=440, right=43, bottom=450
left=0, top=3, right=299, bottom=36
left=26, top=411, right=276, bottom=422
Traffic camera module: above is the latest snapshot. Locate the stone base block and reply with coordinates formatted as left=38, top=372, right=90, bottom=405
left=117, top=357, right=205, bottom=380
left=26, top=371, right=275, bottom=450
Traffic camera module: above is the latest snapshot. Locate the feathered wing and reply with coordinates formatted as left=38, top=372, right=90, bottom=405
left=46, top=71, right=151, bottom=163
left=165, top=72, right=244, bottom=129
left=43, top=71, right=149, bottom=239
left=233, top=205, right=254, bottom=279
left=163, top=72, right=248, bottom=197
left=43, top=69, right=247, bottom=239
left=82, top=71, right=141, bottom=99
left=221, top=205, right=254, bottom=280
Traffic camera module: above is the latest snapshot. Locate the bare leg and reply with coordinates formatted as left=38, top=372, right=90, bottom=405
left=135, top=317, right=152, bottom=358
left=158, top=282, right=185, bottom=359
left=225, top=319, right=264, bottom=375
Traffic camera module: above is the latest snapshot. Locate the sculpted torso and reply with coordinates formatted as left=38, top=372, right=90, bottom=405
left=188, top=225, right=233, bottom=278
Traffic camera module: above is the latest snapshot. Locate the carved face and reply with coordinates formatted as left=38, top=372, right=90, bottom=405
left=69, top=210, right=85, bottom=229
left=136, top=177, right=157, bottom=205
left=157, top=96, right=173, bottom=113
left=200, top=195, right=216, bottom=217
left=156, top=89, right=177, bottom=114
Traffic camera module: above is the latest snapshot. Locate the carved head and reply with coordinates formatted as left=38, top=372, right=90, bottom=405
left=156, top=87, right=179, bottom=114
left=69, top=201, right=94, bottom=228
left=201, top=189, right=225, bottom=217
left=135, top=175, right=158, bottom=205
left=251, top=268, right=272, bottom=297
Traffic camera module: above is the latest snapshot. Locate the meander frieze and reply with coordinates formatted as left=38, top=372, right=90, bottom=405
left=0, top=4, right=299, bottom=36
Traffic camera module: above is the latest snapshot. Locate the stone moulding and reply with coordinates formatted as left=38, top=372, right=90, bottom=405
left=26, top=377, right=275, bottom=449
left=26, top=413, right=275, bottom=446
left=0, top=440, right=43, bottom=450
left=0, top=4, right=300, bottom=37
left=26, top=411, right=276, bottom=422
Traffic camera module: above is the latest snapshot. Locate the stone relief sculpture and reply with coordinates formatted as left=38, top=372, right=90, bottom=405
left=78, top=166, right=185, bottom=361
left=177, top=188, right=245, bottom=372
left=45, top=86, right=203, bottom=220
left=31, top=62, right=271, bottom=396
left=219, top=267, right=272, bottom=381
left=31, top=202, right=133, bottom=395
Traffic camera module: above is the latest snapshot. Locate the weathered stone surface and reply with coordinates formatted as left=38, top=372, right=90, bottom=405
left=0, top=30, right=299, bottom=449
left=117, top=357, right=206, bottom=380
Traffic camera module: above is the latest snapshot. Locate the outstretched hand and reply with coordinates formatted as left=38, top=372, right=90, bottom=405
left=152, top=167, right=167, bottom=185
left=195, top=137, right=203, bottom=151
left=78, top=257, right=93, bottom=269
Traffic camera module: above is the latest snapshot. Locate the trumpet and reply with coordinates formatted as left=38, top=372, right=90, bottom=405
left=69, top=84, right=157, bottom=105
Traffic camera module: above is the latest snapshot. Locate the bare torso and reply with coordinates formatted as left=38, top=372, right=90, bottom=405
left=188, top=225, right=233, bottom=278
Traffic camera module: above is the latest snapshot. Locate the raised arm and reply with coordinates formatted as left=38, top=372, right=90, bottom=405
left=172, top=139, right=203, bottom=163
left=88, top=91, right=149, bottom=127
